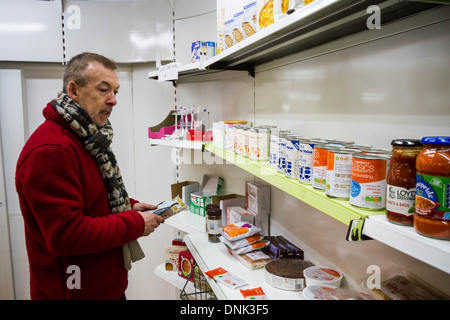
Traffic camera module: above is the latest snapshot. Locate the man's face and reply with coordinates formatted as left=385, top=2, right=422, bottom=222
left=71, top=61, right=120, bottom=127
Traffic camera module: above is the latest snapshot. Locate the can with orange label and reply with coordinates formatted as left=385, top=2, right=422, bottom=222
left=312, top=143, right=332, bottom=190
left=326, top=148, right=360, bottom=199
left=350, top=153, right=390, bottom=210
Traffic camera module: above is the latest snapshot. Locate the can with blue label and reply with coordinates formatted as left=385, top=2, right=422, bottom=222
left=285, top=135, right=300, bottom=179
left=299, top=139, right=323, bottom=184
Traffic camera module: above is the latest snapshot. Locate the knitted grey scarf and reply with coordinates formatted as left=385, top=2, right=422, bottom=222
left=52, top=92, right=144, bottom=270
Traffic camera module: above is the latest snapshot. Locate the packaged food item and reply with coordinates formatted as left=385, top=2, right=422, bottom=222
left=178, top=250, right=196, bottom=282
left=326, top=148, right=360, bottom=199
left=264, top=235, right=303, bottom=259
left=205, top=267, right=248, bottom=290
left=240, top=287, right=269, bottom=300
left=277, top=131, right=289, bottom=173
left=220, top=233, right=262, bottom=250
left=216, top=0, right=227, bottom=54
left=312, top=143, right=332, bottom=190
left=165, top=239, right=187, bottom=271
left=415, top=136, right=450, bottom=240
left=235, top=240, right=270, bottom=254
left=302, top=285, right=338, bottom=300
left=299, top=139, right=323, bottom=184
left=222, top=222, right=261, bottom=241
left=245, top=181, right=270, bottom=235
left=380, top=275, right=443, bottom=300
left=224, top=120, right=248, bottom=150
left=257, top=0, right=275, bottom=30
left=264, top=258, right=313, bottom=291
left=303, top=266, right=343, bottom=287
left=350, top=152, right=390, bottom=210
left=206, top=207, right=222, bottom=243
left=242, top=1, right=257, bottom=39
left=284, top=135, right=300, bottom=179
left=386, top=139, right=422, bottom=226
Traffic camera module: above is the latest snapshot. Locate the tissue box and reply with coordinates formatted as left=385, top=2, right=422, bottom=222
left=190, top=175, right=224, bottom=217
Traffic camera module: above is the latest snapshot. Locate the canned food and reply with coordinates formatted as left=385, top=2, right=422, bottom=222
left=299, top=139, right=322, bottom=184
left=350, top=153, right=390, bottom=210
left=312, top=144, right=333, bottom=190
left=249, top=127, right=270, bottom=162
left=277, top=132, right=289, bottom=173
left=326, top=148, right=360, bottom=199
left=234, top=125, right=249, bottom=155
left=224, top=121, right=247, bottom=151
left=285, top=135, right=300, bottom=179
left=248, top=128, right=258, bottom=161
left=242, top=127, right=250, bottom=158
left=325, top=139, right=355, bottom=146
left=269, top=128, right=281, bottom=169
left=257, top=127, right=270, bottom=162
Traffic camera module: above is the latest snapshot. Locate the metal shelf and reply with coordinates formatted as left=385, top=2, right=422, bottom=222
left=148, top=0, right=439, bottom=82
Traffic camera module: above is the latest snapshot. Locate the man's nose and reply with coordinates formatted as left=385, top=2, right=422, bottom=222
left=107, top=92, right=117, bottom=106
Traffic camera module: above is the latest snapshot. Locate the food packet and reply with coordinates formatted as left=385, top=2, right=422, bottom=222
left=222, top=222, right=261, bottom=241
left=204, top=267, right=248, bottom=290
left=219, top=233, right=263, bottom=250
left=235, top=240, right=270, bottom=254
left=240, top=287, right=269, bottom=300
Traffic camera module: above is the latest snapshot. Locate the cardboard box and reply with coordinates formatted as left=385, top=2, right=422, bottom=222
left=178, top=250, right=196, bottom=282
left=212, top=193, right=245, bottom=227
left=191, top=41, right=216, bottom=63
left=190, top=175, right=224, bottom=217
left=245, top=181, right=271, bottom=235
left=171, top=181, right=201, bottom=205
left=165, top=239, right=187, bottom=271
left=227, top=206, right=255, bottom=225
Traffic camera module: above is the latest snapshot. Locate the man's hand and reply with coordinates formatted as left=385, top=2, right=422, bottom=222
left=133, top=202, right=164, bottom=236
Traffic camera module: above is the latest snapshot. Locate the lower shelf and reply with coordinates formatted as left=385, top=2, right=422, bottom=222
left=363, top=215, right=450, bottom=274
left=183, top=232, right=306, bottom=300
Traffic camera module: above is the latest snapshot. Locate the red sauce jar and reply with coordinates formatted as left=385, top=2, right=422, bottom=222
left=386, top=139, right=422, bottom=226
left=415, top=136, right=450, bottom=240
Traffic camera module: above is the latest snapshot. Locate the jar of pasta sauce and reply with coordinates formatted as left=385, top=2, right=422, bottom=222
left=386, top=139, right=422, bottom=226
left=415, top=136, right=450, bottom=240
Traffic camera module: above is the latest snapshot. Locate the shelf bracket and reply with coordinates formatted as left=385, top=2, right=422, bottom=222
left=208, top=62, right=255, bottom=78
left=346, top=219, right=372, bottom=242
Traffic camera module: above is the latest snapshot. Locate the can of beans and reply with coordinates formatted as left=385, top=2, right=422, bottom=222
left=326, top=148, right=360, bottom=199
left=350, top=153, right=390, bottom=210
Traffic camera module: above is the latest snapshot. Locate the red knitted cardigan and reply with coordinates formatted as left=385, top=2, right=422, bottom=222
left=15, top=103, right=145, bottom=300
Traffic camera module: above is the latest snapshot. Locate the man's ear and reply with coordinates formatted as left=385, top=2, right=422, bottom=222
left=66, top=81, right=79, bottom=101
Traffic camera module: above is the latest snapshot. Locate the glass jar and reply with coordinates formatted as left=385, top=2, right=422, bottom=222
left=415, top=136, right=450, bottom=240
left=386, top=139, right=422, bottom=226
left=206, top=207, right=222, bottom=243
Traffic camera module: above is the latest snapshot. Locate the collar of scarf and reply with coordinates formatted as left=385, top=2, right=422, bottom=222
left=51, top=92, right=144, bottom=270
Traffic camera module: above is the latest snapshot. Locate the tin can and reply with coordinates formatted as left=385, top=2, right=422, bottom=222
left=285, top=135, right=300, bottom=179
left=270, top=128, right=281, bottom=169
left=299, top=139, right=323, bottom=184
left=326, top=148, right=360, bottom=199
left=277, top=132, right=289, bottom=173
left=224, top=121, right=247, bottom=151
left=233, top=125, right=244, bottom=155
left=248, top=128, right=258, bottom=161
left=312, top=143, right=333, bottom=190
left=242, top=127, right=250, bottom=158
left=257, top=127, right=270, bottom=162
left=325, top=139, right=354, bottom=147
left=350, top=153, right=390, bottom=209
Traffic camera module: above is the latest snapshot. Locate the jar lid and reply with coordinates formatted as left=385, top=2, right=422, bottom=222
left=421, top=136, right=450, bottom=145
left=391, top=139, right=422, bottom=146
left=206, top=208, right=221, bottom=217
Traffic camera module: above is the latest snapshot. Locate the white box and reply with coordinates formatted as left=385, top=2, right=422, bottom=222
left=227, top=206, right=255, bottom=225
left=245, top=181, right=271, bottom=235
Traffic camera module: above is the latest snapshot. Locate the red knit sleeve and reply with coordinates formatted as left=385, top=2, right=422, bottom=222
left=16, top=144, right=145, bottom=256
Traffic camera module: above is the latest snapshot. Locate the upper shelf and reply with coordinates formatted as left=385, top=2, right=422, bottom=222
left=149, top=0, right=439, bottom=81
left=205, top=144, right=384, bottom=226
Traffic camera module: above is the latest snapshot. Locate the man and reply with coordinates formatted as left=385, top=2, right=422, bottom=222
left=15, top=52, right=164, bottom=300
